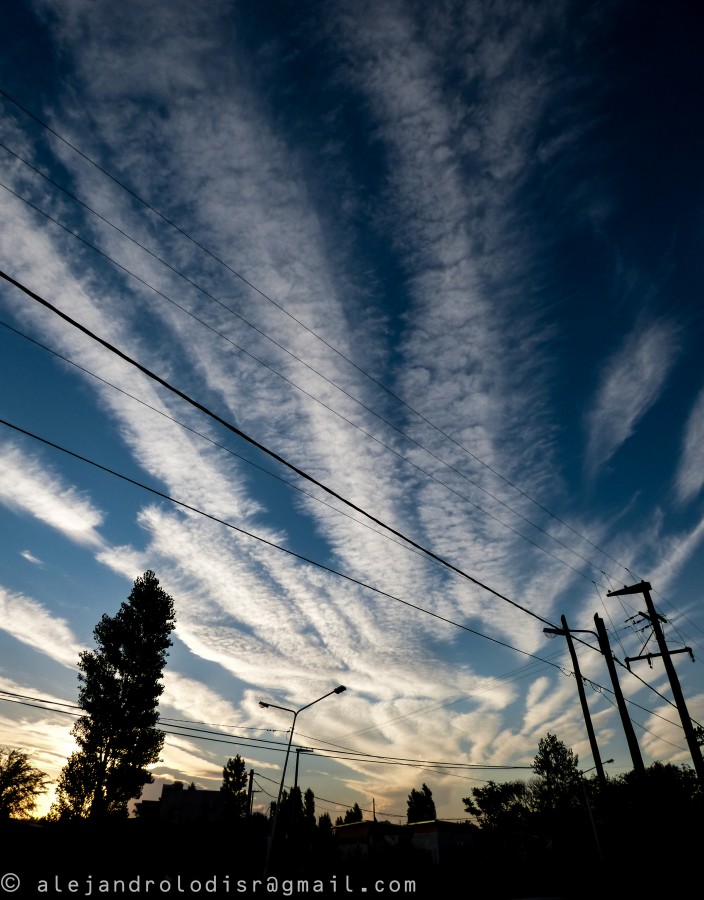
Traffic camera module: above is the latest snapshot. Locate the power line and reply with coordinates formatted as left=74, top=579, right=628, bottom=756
left=0, top=267, right=561, bottom=633
left=0, top=171, right=613, bottom=589
left=4, top=107, right=698, bottom=636
left=0, top=415, right=566, bottom=668
left=0, top=88, right=646, bottom=585
left=4, top=270, right=698, bottom=732
left=0, top=692, right=532, bottom=771
left=0, top=318, right=440, bottom=567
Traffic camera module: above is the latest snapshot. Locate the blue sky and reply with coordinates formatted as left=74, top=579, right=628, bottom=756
left=1, top=0, right=703, bottom=821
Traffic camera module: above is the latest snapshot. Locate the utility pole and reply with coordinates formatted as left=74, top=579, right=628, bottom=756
left=544, top=615, right=606, bottom=788
left=593, top=614, right=646, bottom=778
left=607, top=581, right=704, bottom=782
left=294, top=748, right=313, bottom=792
left=247, top=768, right=254, bottom=817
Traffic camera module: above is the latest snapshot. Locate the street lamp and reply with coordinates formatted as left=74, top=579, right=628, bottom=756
left=260, top=685, right=346, bottom=873
left=543, top=616, right=606, bottom=788
left=583, top=760, right=613, bottom=775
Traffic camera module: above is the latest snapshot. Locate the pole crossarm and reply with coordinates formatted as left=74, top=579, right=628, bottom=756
left=607, top=581, right=704, bottom=781
left=625, top=648, right=694, bottom=670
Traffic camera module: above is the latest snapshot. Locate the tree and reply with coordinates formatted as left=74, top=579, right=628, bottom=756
left=221, top=755, right=248, bottom=818
left=0, top=748, right=49, bottom=819
left=531, top=732, right=581, bottom=814
left=303, top=787, right=316, bottom=827
left=695, top=723, right=704, bottom=747
left=463, top=779, right=531, bottom=831
left=53, top=570, right=176, bottom=819
left=407, top=782, right=436, bottom=823
left=343, top=802, right=363, bottom=823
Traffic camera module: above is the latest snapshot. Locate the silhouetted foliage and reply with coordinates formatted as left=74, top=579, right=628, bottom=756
left=286, top=785, right=304, bottom=827
left=342, top=802, right=363, bottom=823
left=531, top=732, right=581, bottom=815
left=52, top=571, right=176, bottom=819
left=318, top=811, right=332, bottom=832
left=406, top=782, right=436, bottom=823
left=221, top=755, right=248, bottom=818
left=0, top=748, right=49, bottom=819
left=462, top=779, right=531, bottom=830
left=303, top=787, right=316, bottom=827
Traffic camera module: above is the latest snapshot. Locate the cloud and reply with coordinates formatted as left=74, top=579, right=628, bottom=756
left=0, top=586, right=85, bottom=667
left=675, top=385, right=704, bottom=504
left=0, top=442, right=106, bottom=547
left=20, top=549, right=43, bottom=565
left=584, top=320, right=679, bottom=476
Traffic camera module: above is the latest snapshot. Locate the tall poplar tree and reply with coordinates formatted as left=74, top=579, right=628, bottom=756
left=221, top=754, right=249, bottom=818
left=53, top=570, right=176, bottom=819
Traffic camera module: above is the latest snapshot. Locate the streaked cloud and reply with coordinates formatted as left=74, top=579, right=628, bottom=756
left=0, top=585, right=86, bottom=667
left=585, top=320, right=679, bottom=476
left=0, top=442, right=106, bottom=547
left=20, top=549, right=43, bottom=565
left=675, top=385, right=704, bottom=504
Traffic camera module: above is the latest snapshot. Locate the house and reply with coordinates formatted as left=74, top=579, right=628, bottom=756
left=333, top=818, right=474, bottom=865
left=135, top=781, right=229, bottom=824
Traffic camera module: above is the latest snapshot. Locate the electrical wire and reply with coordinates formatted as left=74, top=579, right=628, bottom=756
left=0, top=172, right=615, bottom=589
left=0, top=87, right=647, bottom=587
left=0, top=415, right=568, bottom=667
left=0, top=267, right=565, bottom=634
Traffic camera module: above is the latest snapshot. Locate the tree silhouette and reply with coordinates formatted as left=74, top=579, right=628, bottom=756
left=463, top=780, right=531, bottom=830
left=342, top=802, right=363, bottom=823
left=0, top=748, right=49, bottom=819
left=407, top=782, right=436, bottom=823
left=531, top=732, right=581, bottom=815
left=53, top=571, right=176, bottom=819
left=221, top=755, right=248, bottom=818
left=303, top=787, right=316, bottom=827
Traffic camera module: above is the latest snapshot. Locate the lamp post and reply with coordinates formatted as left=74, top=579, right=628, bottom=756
left=544, top=616, right=606, bottom=789
left=260, top=685, right=346, bottom=873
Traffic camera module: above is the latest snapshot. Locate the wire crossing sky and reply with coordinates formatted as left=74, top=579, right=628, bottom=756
left=1, top=0, right=703, bottom=820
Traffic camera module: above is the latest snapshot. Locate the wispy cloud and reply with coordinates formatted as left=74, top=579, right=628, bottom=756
left=0, top=585, right=85, bottom=667
left=584, top=320, right=679, bottom=476
left=0, top=442, right=106, bottom=547
left=675, top=385, right=704, bottom=504
left=20, top=549, right=43, bottom=565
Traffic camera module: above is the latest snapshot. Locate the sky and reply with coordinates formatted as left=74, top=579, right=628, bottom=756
left=1, top=0, right=703, bottom=823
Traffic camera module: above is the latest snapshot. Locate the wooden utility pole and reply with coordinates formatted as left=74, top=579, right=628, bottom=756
left=559, top=615, right=607, bottom=788
left=593, top=613, right=646, bottom=778
left=247, top=768, right=254, bottom=817
left=607, top=581, right=704, bottom=781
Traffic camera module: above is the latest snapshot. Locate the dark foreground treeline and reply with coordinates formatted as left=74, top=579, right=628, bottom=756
left=2, top=773, right=703, bottom=900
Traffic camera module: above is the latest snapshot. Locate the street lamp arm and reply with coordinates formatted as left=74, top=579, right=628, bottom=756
left=543, top=626, right=600, bottom=653
left=259, top=701, right=296, bottom=715
left=296, top=685, right=347, bottom=715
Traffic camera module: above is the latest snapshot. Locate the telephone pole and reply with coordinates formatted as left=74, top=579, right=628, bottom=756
left=247, top=768, right=254, bottom=817
left=607, top=581, right=704, bottom=781
left=593, top=613, right=646, bottom=778
left=544, top=615, right=606, bottom=788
